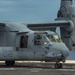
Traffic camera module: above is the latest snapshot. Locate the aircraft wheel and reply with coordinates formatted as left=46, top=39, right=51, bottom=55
left=54, top=63, right=62, bottom=69
left=5, top=61, right=15, bottom=66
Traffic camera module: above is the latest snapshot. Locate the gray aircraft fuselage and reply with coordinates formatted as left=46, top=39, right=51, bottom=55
left=0, top=22, right=69, bottom=62
left=0, top=0, right=73, bottom=68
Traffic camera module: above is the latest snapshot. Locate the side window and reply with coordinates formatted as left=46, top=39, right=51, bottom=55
left=20, top=35, right=28, bottom=48
left=34, top=34, right=42, bottom=45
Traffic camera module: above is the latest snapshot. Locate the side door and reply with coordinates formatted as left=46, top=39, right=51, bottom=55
left=16, top=33, right=28, bottom=60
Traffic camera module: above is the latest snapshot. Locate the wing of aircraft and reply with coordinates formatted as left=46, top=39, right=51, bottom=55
left=0, top=20, right=73, bottom=32
left=27, top=20, right=73, bottom=31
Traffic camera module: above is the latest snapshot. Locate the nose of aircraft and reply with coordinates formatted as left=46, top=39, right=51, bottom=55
left=62, top=45, right=70, bottom=58
left=53, top=43, right=70, bottom=58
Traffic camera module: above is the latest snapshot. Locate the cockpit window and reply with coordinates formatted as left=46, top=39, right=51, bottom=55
left=53, top=34, right=62, bottom=43
left=42, top=35, right=50, bottom=45
left=46, top=34, right=62, bottom=43
left=46, top=35, right=56, bottom=42
left=34, top=34, right=42, bottom=45
left=34, top=32, right=62, bottom=46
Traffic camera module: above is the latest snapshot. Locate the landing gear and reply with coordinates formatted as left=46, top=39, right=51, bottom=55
left=54, top=62, right=62, bottom=69
left=5, top=61, right=15, bottom=66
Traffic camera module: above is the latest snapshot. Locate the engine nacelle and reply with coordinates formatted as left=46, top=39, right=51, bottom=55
left=64, top=20, right=74, bottom=32
left=60, top=20, right=75, bottom=50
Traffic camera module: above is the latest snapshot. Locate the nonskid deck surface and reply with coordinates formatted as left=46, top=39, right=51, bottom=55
left=0, top=61, right=75, bottom=75
left=0, top=60, right=75, bottom=68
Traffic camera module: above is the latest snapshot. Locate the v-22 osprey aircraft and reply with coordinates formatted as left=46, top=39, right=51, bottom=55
left=0, top=0, right=75, bottom=69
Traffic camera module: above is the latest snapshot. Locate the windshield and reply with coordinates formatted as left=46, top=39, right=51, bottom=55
left=42, top=35, right=50, bottom=45
left=53, top=34, right=62, bottom=42
left=34, top=34, right=50, bottom=45
left=46, top=35, right=56, bottom=42
left=34, top=33, right=62, bottom=46
left=46, top=34, right=62, bottom=43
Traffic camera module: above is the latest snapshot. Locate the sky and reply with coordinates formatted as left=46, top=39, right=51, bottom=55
left=0, top=0, right=75, bottom=23
left=0, top=0, right=75, bottom=35
left=0, top=0, right=61, bottom=23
